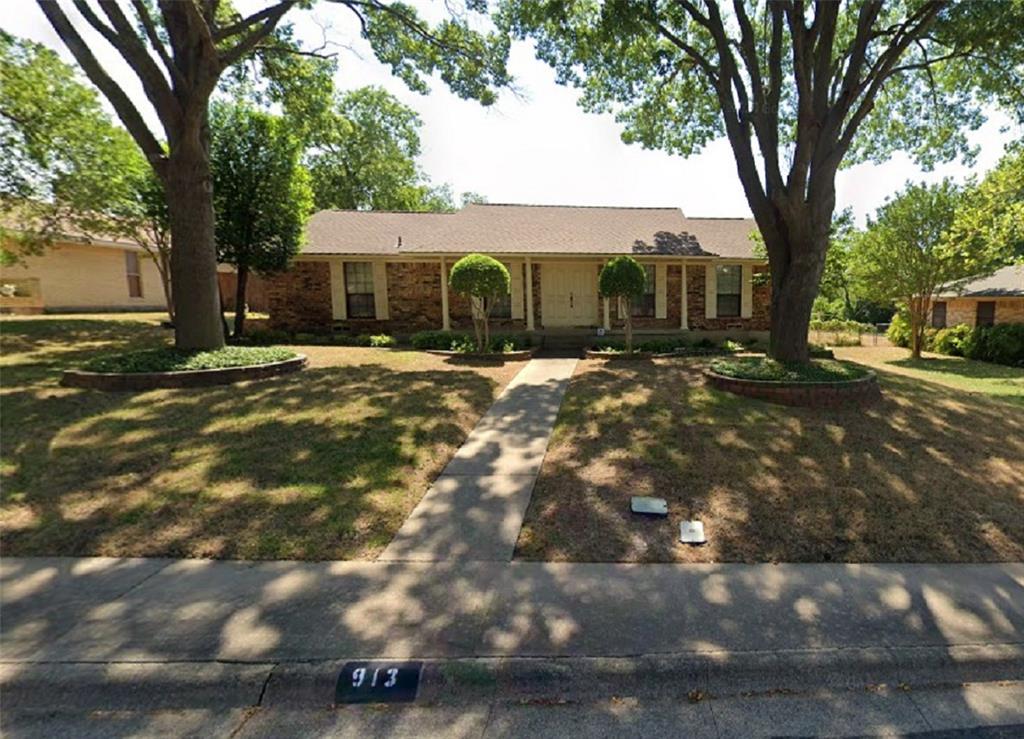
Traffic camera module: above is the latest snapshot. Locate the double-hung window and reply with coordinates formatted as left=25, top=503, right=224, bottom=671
left=931, top=301, right=947, bottom=328
left=125, top=251, right=143, bottom=298
left=716, top=265, right=741, bottom=318
left=631, top=264, right=655, bottom=317
left=344, top=262, right=375, bottom=318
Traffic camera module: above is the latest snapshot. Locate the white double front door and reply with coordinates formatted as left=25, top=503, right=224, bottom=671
left=541, top=263, right=599, bottom=327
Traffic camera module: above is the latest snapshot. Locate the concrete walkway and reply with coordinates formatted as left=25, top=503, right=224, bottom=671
left=380, top=357, right=578, bottom=562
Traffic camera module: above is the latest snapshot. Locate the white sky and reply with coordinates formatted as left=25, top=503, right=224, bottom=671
left=6, top=1, right=1019, bottom=224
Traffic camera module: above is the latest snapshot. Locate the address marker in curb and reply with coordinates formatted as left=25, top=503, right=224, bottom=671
left=335, top=661, right=423, bottom=704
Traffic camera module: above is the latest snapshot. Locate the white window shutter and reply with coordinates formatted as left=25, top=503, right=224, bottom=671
left=373, top=261, right=389, bottom=320
left=510, top=261, right=524, bottom=319
left=330, top=261, right=346, bottom=320
left=741, top=264, right=753, bottom=318
left=705, top=264, right=717, bottom=319
left=655, top=263, right=667, bottom=319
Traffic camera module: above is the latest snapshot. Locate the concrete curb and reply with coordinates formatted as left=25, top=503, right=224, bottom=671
left=5, top=644, right=1022, bottom=710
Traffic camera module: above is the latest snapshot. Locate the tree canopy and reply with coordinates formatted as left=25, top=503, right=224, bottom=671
left=0, top=31, right=144, bottom=259
left=211, top=100, right=313, bottom=336
left=503, top=0, right=1024, bottom=362
left=849, top=179, right=1005, bottom=357
left=307, top=86, right=454, bottom=212
left=37, top=0, right=512, bottom=349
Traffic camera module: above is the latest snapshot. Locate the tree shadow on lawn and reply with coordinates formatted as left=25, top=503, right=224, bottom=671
left=1, top=361, right=501, bottom=560
left=889, top=355, right=1024, bottom=381
left=515, top=358, right=1024, bottom=564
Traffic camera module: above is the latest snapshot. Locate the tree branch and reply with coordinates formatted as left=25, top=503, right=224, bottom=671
left=36, top=0, right=166, bottom=173
left=130, top=0, right=186, bottom=89
left=94, top=0, right=180, bottom=124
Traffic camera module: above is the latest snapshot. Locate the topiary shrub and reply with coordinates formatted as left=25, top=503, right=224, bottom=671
left=598, top=256, right=647, bottom=353
left=448, top=254, right=511, bottom=352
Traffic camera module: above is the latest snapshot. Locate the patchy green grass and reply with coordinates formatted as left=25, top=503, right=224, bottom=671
left=711, top=356, right=868, bottom=382
left=1, top=318, right=525, bottom=560
left=516, top=354, right=1024, bottom=564
left=834, top=346, right=1024, bottom=404
left=82, top=345, right=297, bottom=373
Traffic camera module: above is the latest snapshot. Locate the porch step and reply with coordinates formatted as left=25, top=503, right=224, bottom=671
left=538, top=333, right=600, bottom=349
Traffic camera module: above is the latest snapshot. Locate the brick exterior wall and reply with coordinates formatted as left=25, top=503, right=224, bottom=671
left=267, top=261, right=332, bottom=333
left=387, top=261, right=444, bottom=331
left=267, top=258, right=773, bottom=335
left=942, top=297, right=1024, bottom=327
left=686, top=264, right=771, bottom=331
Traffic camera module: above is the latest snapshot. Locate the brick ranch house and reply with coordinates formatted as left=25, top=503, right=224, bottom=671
left=931, top=264, right=1024, bottom=328
left=267, top=203, right=770, bottom=338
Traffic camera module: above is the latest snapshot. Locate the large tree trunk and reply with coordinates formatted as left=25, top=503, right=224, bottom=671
left=233, top=264, right=249, bottom=338
left=164, top=128, right=224, bottom=351
left=763, top=223, right=830, bottom=363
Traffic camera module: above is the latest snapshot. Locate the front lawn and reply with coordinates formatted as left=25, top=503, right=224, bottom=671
left=834, top=346, right=1024, bottom=404
left=1, top=318, right=525, bottom=559
left=516, top=352, right=1024, bottom=563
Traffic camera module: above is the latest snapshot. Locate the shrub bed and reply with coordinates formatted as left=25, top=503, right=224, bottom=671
left=410, top=330, right=532, bottom=354
left=710, top=357, right=869, bottom=382
left=82, top=346, right=297, bottom=374
left=888, top=313, right=1024, bottom=366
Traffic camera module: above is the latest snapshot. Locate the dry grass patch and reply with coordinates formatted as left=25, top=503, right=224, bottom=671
left=1, top=319, right=524, bottom=560
left=516, top=354, right=1024, bottom=564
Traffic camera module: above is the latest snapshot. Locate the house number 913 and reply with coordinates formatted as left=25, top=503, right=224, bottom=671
left=335, top=661, right=423, bottom=704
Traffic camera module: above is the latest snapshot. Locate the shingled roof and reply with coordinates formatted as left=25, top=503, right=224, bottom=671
left=301, top=203, right=760, bottom=259
left=938, top=264, right=1024, bottom=298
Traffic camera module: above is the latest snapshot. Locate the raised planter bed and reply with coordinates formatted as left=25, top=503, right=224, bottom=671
left=424, top=348, right=536, bottom=361
left=704, top=368, right=880, bottom=408
left=61, top=355, right=307, bottom=391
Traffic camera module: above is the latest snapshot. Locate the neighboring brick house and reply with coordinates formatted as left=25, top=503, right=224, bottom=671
left=931, top=265, right=1024, bottom=329
left=267, top=203, right=770, bottom=337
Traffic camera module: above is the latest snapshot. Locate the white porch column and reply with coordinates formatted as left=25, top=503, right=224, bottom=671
left=603, top=297, right=611, bottom=330
left=680, top=262, right=688, bottom=330
left=440, top=257, right=450, bottom=331
left=525, top=256, right=535, bottom=331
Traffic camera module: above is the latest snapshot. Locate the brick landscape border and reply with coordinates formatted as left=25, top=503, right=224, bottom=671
left=61, top=355, right=308, bottom=392
left=704, top=368, right=880, bottom=408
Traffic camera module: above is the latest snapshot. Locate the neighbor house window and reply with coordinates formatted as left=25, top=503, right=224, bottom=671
left=976, top=301, right=995, bottom=327
left=716, top=265, right=741, bottom=318
left=631, top=264, right=655, bottom=317
left=344, top=262, right=375, bottom=318
left=931, top=301, right=947, bottom=328
left=125, top=251, right=142, bottom=298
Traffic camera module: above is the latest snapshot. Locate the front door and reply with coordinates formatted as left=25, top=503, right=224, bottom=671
left=541, top=263, right=598, bottom=327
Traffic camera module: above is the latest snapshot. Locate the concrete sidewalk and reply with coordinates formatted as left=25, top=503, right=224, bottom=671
left=3, top=558, right=1022, bottom=664
left=380, top=357, right=577, bottom=562
left=3, top=557, right=1023, bottom=735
